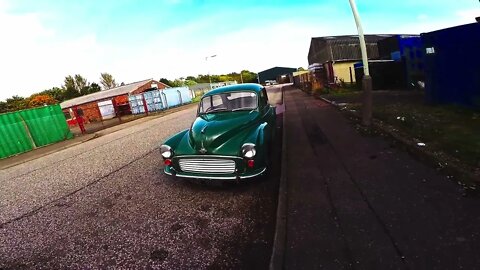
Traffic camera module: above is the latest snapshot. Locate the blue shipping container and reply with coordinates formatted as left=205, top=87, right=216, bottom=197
left=422, top=23, right=480, bottom=108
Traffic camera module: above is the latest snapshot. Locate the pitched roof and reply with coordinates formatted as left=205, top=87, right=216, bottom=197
left=60, top=79, right=152, bottom=109
left=308, top=34, right=394, bottom=64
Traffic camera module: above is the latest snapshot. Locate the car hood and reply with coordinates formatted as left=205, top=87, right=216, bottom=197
left=187, top=110, right=260, bottom=154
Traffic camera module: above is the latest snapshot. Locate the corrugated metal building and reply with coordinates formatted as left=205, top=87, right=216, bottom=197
left=377, top=35, right=425, bottom=88
left=258, top=67, right=297, bottom=84
left=422, top=23, right=480, bottom=108
left=307, top=35, right=392, bottom=85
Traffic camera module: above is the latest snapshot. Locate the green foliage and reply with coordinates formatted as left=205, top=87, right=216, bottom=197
left=184, top=80, right=197, bottom=87
left=159, top=78, right=173, bottom=86
left=37, top=87, right=66, bottom=102
left=89, top=83, right=101, bottom=94
left=0, top=101, right=6, bottom=113
left=75, top=74, right=88, bottom=91
left=5, top=95, right=29, bottom=112
left=100, top=72, right=117, bottom=89
left=171, top=70, right=258, bottom=84
left=2, top=73, right=114, bottom=113
left=64, top=85, right=81, bottom=99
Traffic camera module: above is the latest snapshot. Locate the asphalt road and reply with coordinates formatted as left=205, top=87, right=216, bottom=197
left=0, top=86, right=284, bottom=269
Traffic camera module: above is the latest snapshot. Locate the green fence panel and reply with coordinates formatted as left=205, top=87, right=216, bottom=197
left=0, top=112, right=34, bottom=159
left=18, top=104, right=73, bottom=147
left=0, top=104, right=73, bottom=159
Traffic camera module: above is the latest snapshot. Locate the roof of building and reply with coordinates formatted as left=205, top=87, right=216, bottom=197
left=292, top=70, right=310, bottom=76
left=308, top=34, right=394, bottom=65
left=258, top=66, right=297, bottom=75
left=203, top=83, right=263, bottom=96
left=60, top=79, right=158, bottom=109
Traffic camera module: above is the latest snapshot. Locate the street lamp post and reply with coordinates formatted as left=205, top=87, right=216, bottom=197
left=348, top=0, right=372, bottom=126
left=205, top=54, right=217, bottom=90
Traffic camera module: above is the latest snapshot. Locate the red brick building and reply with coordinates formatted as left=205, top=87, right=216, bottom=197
left=60, top=79, right=169, bottom=123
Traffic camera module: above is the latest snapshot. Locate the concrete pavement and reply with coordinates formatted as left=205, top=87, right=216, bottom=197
left=0, top=90, right=283, bottom=269
left=282, top=87, right=480, bottom=269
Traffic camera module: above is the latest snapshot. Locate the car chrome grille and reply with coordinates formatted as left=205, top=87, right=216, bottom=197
left=178, top=158, right=236, bottom=174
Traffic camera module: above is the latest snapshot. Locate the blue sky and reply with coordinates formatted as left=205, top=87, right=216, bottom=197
left=0, top=0, right=479, bottom=100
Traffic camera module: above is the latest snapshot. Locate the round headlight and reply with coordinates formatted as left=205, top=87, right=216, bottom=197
left=160, top=145, right=173, bottom=159
left=241, top=143, right=256, bottom=158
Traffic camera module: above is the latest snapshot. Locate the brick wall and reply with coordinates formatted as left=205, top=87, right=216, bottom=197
left=131, top=80, right=168, bottom=95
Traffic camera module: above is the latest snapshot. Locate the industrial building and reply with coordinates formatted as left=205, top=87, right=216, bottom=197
left=422, top=23, right=480, bottom=109
left=307, top=35, right=392, bottom=86
left=258, top=67, right=297, bottom=84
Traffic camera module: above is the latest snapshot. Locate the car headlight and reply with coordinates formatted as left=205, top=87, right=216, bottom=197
left=241, top=143, right=256, bottom=158
left=160, top=145, right=173, bottom=159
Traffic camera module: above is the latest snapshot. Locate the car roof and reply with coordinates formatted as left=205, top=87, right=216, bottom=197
left=202, top=83, right=264, bottom=97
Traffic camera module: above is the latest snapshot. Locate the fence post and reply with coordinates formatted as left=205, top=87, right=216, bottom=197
left=73, top=106, right=86, bottom=134
left=18, top=114, right=37, bottom=149
left=142, top=93, right=149, bottom=116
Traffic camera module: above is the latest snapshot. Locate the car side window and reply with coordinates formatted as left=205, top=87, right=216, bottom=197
left=212, top=95, right=223, bottom=107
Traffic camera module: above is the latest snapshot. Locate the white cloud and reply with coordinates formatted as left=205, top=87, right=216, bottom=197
left=0, top=2, right=478, bottom=101
left=456, top=8, right=480, bottom=23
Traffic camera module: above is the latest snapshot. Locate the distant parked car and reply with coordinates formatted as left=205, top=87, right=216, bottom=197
left=160, top=83, right=276, bottom=180
left=265, top=80, right=277, bottom=86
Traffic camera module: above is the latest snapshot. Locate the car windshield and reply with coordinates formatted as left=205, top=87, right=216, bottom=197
left=198, top=91, right=258, bottom=114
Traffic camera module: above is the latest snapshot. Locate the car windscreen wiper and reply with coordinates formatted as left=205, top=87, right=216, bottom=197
left=206, top=107, right=229, bottom=113
left=231, top=107, right=256, bottom=112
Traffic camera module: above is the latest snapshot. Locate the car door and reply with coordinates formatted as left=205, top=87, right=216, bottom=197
left=259, top=88, right=275, bottom=143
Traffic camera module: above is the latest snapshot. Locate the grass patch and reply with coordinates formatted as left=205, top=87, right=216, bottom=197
left=192, top=96, right=201, bottom=103
left=372, top=103, right=480, bottom=167
left=322, top=88, right=361, bottom=97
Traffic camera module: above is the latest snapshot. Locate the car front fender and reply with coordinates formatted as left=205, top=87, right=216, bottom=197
left=163, top=129, right=189, bottom=149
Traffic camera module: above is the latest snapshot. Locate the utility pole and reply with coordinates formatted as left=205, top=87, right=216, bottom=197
left=205, top=54, right=217, bottom=90
left=349, top=0, right=372, bottom=126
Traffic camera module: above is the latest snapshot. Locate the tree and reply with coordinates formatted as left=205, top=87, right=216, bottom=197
left=159, top=78, right=173, bottom=87
left=64, top=75, right=81, bottom=99
left=6, top=95, right=29, bottom=112
left=0, top=101, right=7, bottom=113
left=28, top=94, right=57, bottom=108
left=38, top=87, right=66, bottom=102
left=240, top=70, right=258, bottom=83
left=74, top=74, right=88, bottom=91
left=89, top=83, right=101, bottom=94
left=184, top=80, right=197, bottom=87
left=64, top=75, right=76, bottom=91
left=100, top=73, right=117, bottom=90
left=298, top=67, right=306, bottom=71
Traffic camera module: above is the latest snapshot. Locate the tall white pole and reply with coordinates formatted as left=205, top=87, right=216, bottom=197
left=348, top=0, right=372, bottom=126
left=349, top=0, right=369, bottom=76
left=205, top=54, right=217, bottom=90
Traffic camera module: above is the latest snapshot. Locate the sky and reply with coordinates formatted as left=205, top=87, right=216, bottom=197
left=0, top=0, right=479, bottom=100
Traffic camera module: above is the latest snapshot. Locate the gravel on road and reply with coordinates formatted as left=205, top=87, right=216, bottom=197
left=0, top=102, right=280, bottom=269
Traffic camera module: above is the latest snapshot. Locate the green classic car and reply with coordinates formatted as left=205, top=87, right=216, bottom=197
left=160, top=83, right=276, bottom=180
